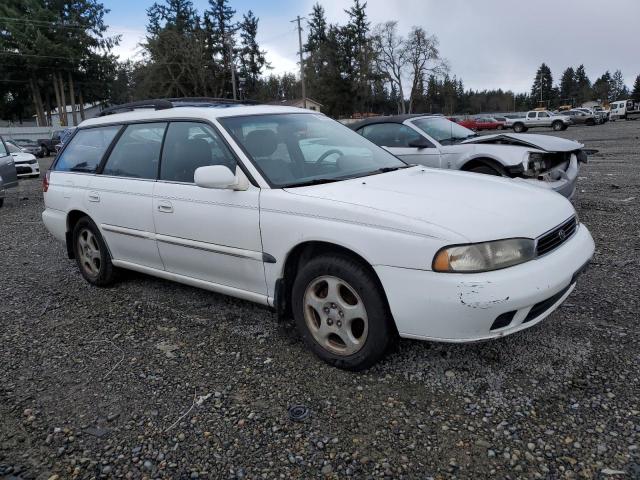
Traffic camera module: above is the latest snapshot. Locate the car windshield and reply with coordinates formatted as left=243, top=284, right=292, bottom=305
left=410, top=117, right=476, bottom=145
left=6, top=142, right=21, bottom=153
left=219, top=113, right=408, bottom=188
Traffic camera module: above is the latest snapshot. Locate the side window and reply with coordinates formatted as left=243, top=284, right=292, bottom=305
left=54, top=126, right=120, bottom=173
left=538, top=112, right=549, bottom=118
left=527, top=112, right=536, bottom=119
left=160, top=122, right=236, bottom=183
left=359, top=123, right=423, bottom=148
left=102, top=123, right=166, bottom=179
left=0, top=139, right=7, bottom=156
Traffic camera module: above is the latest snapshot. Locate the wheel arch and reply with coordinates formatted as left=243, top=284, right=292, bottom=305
left=276, top=240, right=395, bottom=331
left=65, top=209, right=90, bottom=258
left=460, top=156, right=507, bottom=175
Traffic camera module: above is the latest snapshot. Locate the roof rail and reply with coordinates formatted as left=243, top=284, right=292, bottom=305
left=168, top=97, right=260, bottom=106
left=98, top=99, right=173, bottom=117
left=98, top=97, right=260, bottom=116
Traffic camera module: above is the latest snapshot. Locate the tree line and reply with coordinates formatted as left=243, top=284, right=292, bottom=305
left=531, top=62, right=638, bottom=109
left=2, top=0, right=640, bottom=125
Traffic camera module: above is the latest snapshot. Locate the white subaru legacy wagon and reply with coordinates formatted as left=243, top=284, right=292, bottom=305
left=42, top=99, right=595, bottom=370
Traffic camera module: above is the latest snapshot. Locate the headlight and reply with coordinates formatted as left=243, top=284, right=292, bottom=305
left=433, top=238, right=535, bottom=273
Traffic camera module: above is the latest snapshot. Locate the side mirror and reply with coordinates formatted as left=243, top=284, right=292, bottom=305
left=408, top=138, right=431, bottom=149
left=194, top=165, right=248, bottom=190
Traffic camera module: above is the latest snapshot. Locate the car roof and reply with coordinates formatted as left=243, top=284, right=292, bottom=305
left=348, top=114, right=440, bottom=130
left=79, top=105, right=313, bottom=128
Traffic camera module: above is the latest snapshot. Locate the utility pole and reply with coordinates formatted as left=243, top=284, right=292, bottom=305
left=227, top=34, right=237, bottom=100
left=291, top=15, right=306, bottom=108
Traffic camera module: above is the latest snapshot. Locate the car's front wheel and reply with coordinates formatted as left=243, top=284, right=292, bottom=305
left=552, top=120, right=564, bottom=131
left=291, top=254, right=394, bottom=370
left=73, top=217, right=117, bottom=286
left=513, top=122, right=526, bottom=133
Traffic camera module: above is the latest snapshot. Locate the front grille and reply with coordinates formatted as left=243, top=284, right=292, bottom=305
left=522, top=284, right=572, bottom=323
left=16, top=166, right=31, bottom=174
left=536, top=216, right=577, bottom=256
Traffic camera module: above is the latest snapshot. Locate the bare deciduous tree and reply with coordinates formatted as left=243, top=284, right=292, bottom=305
left=371, top=22, right=446, bottom=114
left=371, top=21, right=406, bottom=113
left=404, top=27, right=446, bottom=113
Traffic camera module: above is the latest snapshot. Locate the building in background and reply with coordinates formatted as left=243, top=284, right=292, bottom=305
left=267, top=98, right=322, bottom=112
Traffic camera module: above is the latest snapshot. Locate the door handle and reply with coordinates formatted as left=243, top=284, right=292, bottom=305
left=157, top=201, right=173, bottom=213
left=88, top=192, right=100, bottom=202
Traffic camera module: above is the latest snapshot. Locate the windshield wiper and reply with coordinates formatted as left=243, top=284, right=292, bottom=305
left=370, top=165, right=413, bottom=174
left=282, top=177, right=342, bottom=188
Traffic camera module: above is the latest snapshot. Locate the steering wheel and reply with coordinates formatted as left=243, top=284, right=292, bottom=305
left=316, top=149, right=344, bottom=165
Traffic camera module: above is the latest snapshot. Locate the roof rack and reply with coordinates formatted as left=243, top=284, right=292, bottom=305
left=98, top=97, right=259, bottom=117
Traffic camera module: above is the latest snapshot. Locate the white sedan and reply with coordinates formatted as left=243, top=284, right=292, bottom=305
left=6, top=140, right=40, bottom=178
left=350, top=115, right=584, bottom=199
left=42, top=102, right=594, bottom=370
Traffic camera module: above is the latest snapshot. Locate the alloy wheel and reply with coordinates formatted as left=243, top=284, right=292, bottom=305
left=77, top=228, right=101, bottom=278
left=303, top=275, right=369, bottom=356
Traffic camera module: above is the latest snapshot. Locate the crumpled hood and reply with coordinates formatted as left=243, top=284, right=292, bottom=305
left=462, top=133, right=583, bottom=152
left=285, top=167, right=575, bottom=242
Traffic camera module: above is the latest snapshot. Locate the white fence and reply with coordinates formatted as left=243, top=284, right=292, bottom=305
left=0, top=126, right=56, bottom=142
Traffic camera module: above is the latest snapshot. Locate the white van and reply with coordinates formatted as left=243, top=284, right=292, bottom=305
left=610, top=99, right=640, bottom=120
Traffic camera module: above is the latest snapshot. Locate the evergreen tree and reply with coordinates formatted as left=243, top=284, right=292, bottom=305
left=204, top=0, right=236, bottom=96
left=592, top=71, right=613, bottom=103
left=238, top=10, right=268, bottom=98
left=610, top=70, right=628, bottom=101
left=630, top=75, right=640, bottom=101
left=559, top=67, right=577, bottom=105
left=343, top=0, right=373, bottom=113
left=147, top=0, right=196, bottom=35
left=530, top=63, right=553, bottom=108
left=574, top=64, right=592, bottom=104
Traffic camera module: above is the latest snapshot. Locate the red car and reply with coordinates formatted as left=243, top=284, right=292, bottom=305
left=449, top=116, right=504, bottom=131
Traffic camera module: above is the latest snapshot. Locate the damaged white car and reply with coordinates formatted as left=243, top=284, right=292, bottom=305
left=350, top=115, right=587, bottom=199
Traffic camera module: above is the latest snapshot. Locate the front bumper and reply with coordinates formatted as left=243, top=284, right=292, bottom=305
left=15, top=161, right=40, bottom=178
left=375, top=223, right=594, bottom=342
left=514, top=155, right=579, bottom=200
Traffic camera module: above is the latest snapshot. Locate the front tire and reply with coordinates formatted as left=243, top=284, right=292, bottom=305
left=291, top=254, right=394, bottom=370
left=72, top=217, right=117, bottom=286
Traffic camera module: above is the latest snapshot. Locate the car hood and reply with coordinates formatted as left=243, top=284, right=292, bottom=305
left=284, top=167, right=575, bottom=242
left=11, top=152, right=36, bottom=162
left=461, top=133, right=583, bottom=152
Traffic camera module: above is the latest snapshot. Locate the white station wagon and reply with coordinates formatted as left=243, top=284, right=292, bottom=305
left=42, top=99, right=595, bottom=370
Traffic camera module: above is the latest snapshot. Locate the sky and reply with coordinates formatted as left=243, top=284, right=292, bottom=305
left=104, top=0, right=640, bottom=93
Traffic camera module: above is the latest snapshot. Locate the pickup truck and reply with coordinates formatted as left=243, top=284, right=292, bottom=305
left=511, top=111, right=572, bottom=133
left=37, top=129, right=65, bottom=156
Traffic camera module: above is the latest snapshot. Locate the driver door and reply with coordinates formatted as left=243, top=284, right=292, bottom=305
left=356, top=123, right=441, bottom=168
left=152, top=121, right=266, bottom=295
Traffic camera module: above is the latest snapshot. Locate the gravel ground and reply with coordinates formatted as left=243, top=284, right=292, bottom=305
left=1, top=121, right=639, bottom=479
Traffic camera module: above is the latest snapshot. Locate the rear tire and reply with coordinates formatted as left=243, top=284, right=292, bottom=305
left=291, top=254, right=394, bottom=371
left=72, top=217, right=117, bottom=287
left=513, top=122, right=526, bottom=133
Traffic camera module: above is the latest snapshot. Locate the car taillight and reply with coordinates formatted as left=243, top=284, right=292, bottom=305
left=42, top=171, right=50, bottom=192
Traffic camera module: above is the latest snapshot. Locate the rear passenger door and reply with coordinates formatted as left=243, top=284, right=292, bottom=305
left=87, top=122, right=167, bottom=270
left=153, top=121, right=265, bottom=295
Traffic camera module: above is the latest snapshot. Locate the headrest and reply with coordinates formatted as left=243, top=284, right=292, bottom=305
left=244, top=129, right=278, bottom=158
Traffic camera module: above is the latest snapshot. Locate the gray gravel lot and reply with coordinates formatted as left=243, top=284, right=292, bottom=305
left=1, top=121, right=639, bottom=479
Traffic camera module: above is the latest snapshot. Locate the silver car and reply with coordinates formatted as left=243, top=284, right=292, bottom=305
left=0, top=136, right=19, bottom=208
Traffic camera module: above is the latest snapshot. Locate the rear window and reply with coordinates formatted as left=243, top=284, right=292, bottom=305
left=54, top=126, right=120, bottom=173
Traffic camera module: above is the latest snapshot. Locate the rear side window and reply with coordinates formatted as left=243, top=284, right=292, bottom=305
left=527, top=112, right=536, bottom=118
left=102, top=123, right=167, bottom=179
left=54, top=126, right=120, bottom=173
left=160, top=122, right=236, bottom=183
